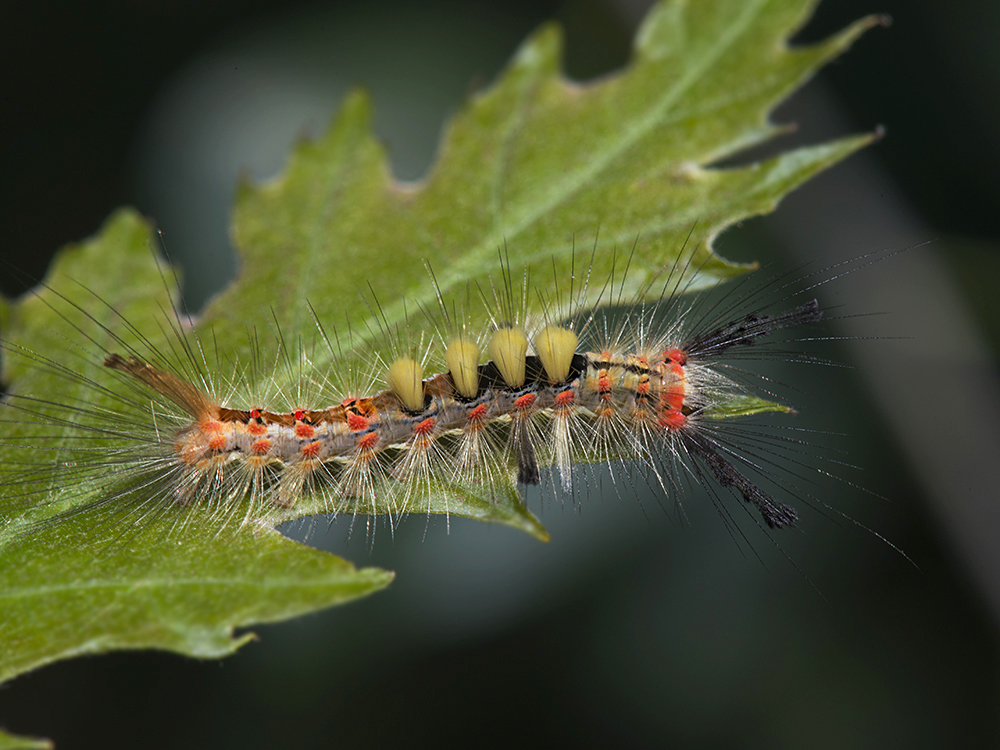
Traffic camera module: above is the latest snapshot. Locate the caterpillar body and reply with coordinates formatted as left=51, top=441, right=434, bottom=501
left=0, top=244, right=874, bottom=541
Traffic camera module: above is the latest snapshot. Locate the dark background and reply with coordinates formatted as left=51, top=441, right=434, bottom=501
left=2, top=1, right=999, bottom=747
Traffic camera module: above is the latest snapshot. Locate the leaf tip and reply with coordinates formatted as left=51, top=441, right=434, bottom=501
left=521, top=512, right=551, bottom=542
left=361, top=566, right=397, bottom=587
left=231, top=631, right=259, bottom=650
left=823, top=12, right=891, bottom=56
left=88, top=207, right=156, bottom=261
left=340, top=86, right=375, bottom=120
left=313, top=86, right=376, bottom=151
left=511, top=20, right=563, bottom=76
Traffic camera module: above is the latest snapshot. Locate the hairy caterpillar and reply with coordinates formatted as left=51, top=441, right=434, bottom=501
left=0, top=238, right=893, bottom=546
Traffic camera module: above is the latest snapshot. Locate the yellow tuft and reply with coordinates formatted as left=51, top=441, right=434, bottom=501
left=488, top=327, right=528, bottom=388
left=534, top=325, right=578, bottom=384
left=387, top=357, right=425, bottom=412
left=446, top=337, right=481, bottom=399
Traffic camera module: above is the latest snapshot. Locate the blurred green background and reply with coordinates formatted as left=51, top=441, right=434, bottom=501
left=1, top=0, right=998, bottom=747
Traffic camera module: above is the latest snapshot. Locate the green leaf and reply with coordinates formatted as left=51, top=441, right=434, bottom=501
left=0, top=728, right=52, bottom=750
left=0, top=0, right=879, bottom=687
left=219, top=2, right=879, bottom=364
left=0, top=501, right=392, bottom=684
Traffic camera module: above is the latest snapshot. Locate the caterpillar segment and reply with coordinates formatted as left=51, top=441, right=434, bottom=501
left=103, top=328, right=678, bottom=493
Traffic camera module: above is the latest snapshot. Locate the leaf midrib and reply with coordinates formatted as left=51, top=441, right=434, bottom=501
left=0, top=573, right=378, bottom=601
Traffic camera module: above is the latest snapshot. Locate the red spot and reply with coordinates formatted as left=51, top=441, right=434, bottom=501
left=664, top=348, right=687, bottom=365
left=250, top=408, right=262, bottom=420
left=208, top=434, right=227, bottom=451
left=295, top=423, right=316, bottom=439
left=414, top=417, right=436, bottom=436
left=662, top=375, right=686, bottom=411
left=357, top=432, right=379, bottom=450
left=294, top=409, right=306, bottom=421
left=251, top=439, right=272, bottom=454
left=555, top=390, right=575, bottom=406
left=248, top=422, right=268, bottom=437
left=347, top=412, right=368, bottom=432
left=301, top=441, right=321, bottom=458
left=659, top=410, right=687, bottom=430
left=663, top=394, right=683, bottom=412
left=668, top=362, right=685, bottom=378
left=467, top=404, right=489, bottom=422
left=636, top=381, right=650, bottom=396
left=514, top=393, right=536, bottom=411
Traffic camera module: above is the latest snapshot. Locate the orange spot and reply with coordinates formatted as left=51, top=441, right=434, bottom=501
left=659, top=410, right=687, bottom=430
left=251, top=439, right=272, bottom=454
left=179, top=447, right=200, bottom=465
left=636, top=381, right=650, bottom=395
left=555, top=390, right=575, bottom=406
left=513, top=393, right=536, bottom=411
left=668, top=362, right=685, bottom=378
left=599, top=407, right=615, bottom=419
left=468, top=404, right=489, bottom=422
left=201, top=420, right=224, bottom=434
left=664, top=348, right=687, bottom=365
left=357, top=432, right=379, bottom=450
left=599, top=372, right=613, bottom=403
left=248, top=422, right=268, bottom=437
left=208, top=434, right=227, bottom=451
left=414, top=417, right=436, bottom=436
left=347, top=412, right=368, bottom=432
left=600, top=350, right=611, bottom=360
left=295, top=423, right=316, bottom=439
left=301, top=441, right=321, bottom=458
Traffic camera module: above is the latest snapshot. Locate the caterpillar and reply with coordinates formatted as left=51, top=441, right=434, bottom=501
left=0, top=240, right=887, bottom=543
